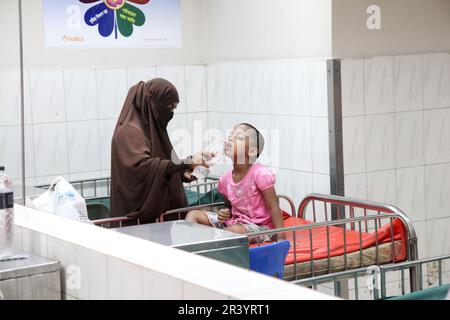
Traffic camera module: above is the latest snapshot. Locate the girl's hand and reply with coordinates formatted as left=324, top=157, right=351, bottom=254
left=277, top=233, right=286, bottom=241
left=218, top=208, right=230, bottom=222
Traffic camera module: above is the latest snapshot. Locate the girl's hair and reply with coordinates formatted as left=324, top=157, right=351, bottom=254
left=236, top=123, right=265, bottom=158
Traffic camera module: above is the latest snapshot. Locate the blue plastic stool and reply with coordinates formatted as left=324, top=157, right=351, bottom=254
left=249, top=240, right=291, bottom=279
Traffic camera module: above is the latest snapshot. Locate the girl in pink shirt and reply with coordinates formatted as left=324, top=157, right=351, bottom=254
left=186, top=123, right=285, bottom=239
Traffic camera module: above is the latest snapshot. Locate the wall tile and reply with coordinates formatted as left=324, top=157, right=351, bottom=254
left=311, top=117, right=329, bottom=174
left=142, top=270, right=183, bottom=299
left=274, top=168, right=291, bottom=201
left=0, top=70, right=21, bottom=125
left=283, top=170, right=313, bottom=210
left=366, top=169, right=396, bottom=205
left=185, top=65, right=207, bottom=113
left=107, top=257, right=143, bottom=300
left=21, top=228, right=48, bottom=258
left=426, top=218, right=450, bottom=257
left=234, top=62, right=252, bottom=113
left=0, top=125, right=35, bottom=179
left=67, top=121, right=101, bottom=173
left=270, top=115, right=312, bottom=172
left=74, top=247, right=108, bottom=300
left=424, top=108, right=450, bottom=164
left=423, top=53, right=450, bottom=109
left=248, top=62, right=268, bottom=114
left=394, top=55, right=423, bottom=112
left=30, top=70, right=66, bottom=124
left=0, top=70, right=32, bottom=126
left=365, top=114, right=396, bottom=171
left=187, top=112, right=208, bottom=154
left=413, top=221, right=427, bottom=259
left=309, top=60, right=328, bottom=117
left=364, top=56, right=394, bottom=115
left=344, top=173, right=367, bottom=200
left=33, top=123, right=69, bottom=177
left=206, top=64, right=219, bottom=112
left=167, top=113, right=189, bottom=159
left=64, top=69, right=98, bottom=121
left=341, top=59, right=365, bottom=117
left=312, top=173, right=330, bottom=194
left=288, top=61, right=310, bottom=116
left=425, top=162, right=450, bottom=220
left=126, top=66, right=157, bottom=88
left=47, top=237, right=77, bottom=297
left=267, top=61, right=286, bottom=115
left=343, top=116, right=366, bottom=174
left=96, top=68, right=128, bottom=119
left=396, top=166, right=426, bottom=222
left=395, top=111, right=424, bottom=168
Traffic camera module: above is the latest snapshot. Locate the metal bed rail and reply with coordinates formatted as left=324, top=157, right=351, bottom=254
left=293, top=254, right=450, bottom=300
left=93, top=193, right=296, bottom=227
left=35, top=176, right=221, bottom=227
left=35, top=176, right=112, bottom=199
left=35, top=176, right=219, bottom=202
left=91, top=202, right=227, bottom=228
left=249, top=193, right=419, bottom=290
left=157, top=193, right=296, bottom=222
left=92, top=178, right=222, bottom=226
left=92, top=216, right=141, bottom=228
left=183, top=179, right=220, bottom=206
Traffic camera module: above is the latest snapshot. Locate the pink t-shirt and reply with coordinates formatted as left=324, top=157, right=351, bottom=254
left=217, top=163, right=276, bottom=229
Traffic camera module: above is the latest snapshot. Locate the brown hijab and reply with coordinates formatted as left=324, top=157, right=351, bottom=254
left=110, top=78, right=188, bottom=223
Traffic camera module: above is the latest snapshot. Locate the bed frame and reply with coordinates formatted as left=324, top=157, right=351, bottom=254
left=249, top=193, right=419, bottom=291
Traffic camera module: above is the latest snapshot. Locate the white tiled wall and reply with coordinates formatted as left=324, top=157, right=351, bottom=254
left=341, top=52, right=450, bottom=259
left=1, top=59, right=330, bottom=211
left=206, top=59, right=330, bottom=210
left=0, top=65, right=209, bottom=186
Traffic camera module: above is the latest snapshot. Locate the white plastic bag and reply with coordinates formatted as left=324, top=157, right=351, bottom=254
left=30, top=176, right=91, bottom=223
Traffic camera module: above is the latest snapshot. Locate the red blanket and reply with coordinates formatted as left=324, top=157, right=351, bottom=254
left=251, top=211, right=408, bottom=265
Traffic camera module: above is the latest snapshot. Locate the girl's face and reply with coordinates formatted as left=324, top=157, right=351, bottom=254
left=225, top=125, right=252, bottom=164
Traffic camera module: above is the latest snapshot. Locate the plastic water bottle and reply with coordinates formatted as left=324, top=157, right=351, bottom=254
left=0, top=166, right=14, bottom=260
left=192, top=140, right=224, bottom=179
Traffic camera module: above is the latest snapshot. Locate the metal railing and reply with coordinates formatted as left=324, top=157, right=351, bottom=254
left=293, top=254, right=450, bottom=300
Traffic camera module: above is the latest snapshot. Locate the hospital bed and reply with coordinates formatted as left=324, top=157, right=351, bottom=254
left=248, top=193, right=418, bottom=286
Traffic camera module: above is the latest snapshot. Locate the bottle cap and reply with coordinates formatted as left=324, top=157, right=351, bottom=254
left=0, top=166, right=4, bottom=171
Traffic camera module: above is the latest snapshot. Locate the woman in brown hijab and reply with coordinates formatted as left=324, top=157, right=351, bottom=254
left=110, top=78, right=208, bottom=223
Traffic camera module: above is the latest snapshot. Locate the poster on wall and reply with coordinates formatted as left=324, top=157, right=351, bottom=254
left=42, top=0, right=181, bottom=48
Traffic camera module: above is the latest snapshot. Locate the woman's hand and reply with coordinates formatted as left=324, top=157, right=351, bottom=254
left=182, top=169, right=197, bottom=183
left=218, top=208, right=230, bottom=223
